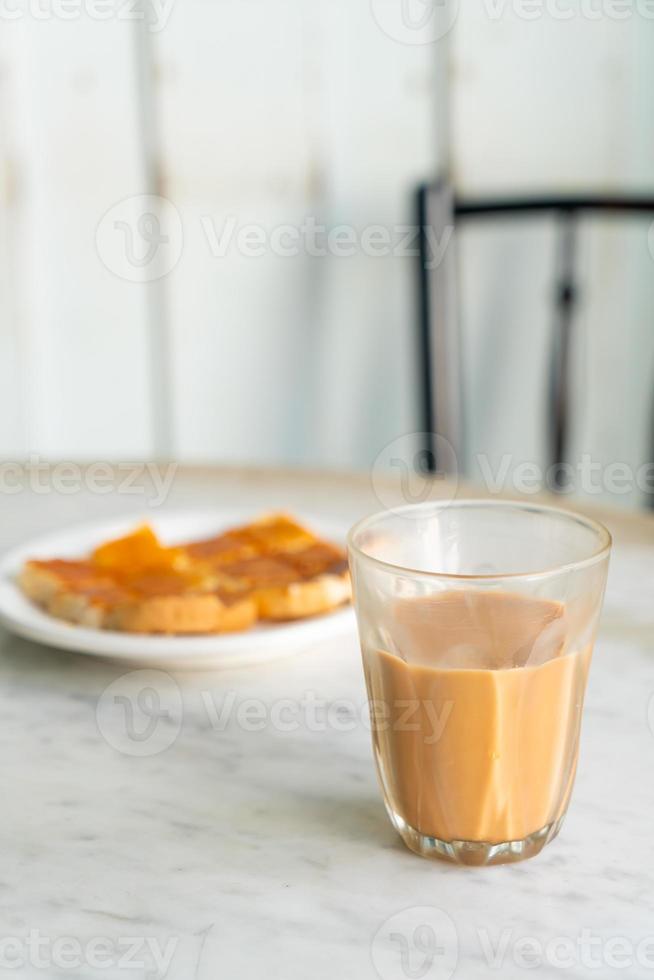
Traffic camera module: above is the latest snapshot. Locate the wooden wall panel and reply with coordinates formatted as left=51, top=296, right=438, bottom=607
left=0, top=29, right=27, bottom=455
left=0, top=14, right=153, bottom=459
left=306, top=0, right=437, bottom=469
left=153, top=0, right=437, bottom=466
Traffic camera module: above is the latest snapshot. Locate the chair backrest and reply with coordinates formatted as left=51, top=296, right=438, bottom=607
left=417, top=180, right=654, bottom=491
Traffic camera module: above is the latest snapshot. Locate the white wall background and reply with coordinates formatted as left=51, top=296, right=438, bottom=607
left=0, top=0, right=652, bottom=504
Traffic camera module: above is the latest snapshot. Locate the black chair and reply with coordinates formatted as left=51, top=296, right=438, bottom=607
left=416, top=180, right=654, bottom=498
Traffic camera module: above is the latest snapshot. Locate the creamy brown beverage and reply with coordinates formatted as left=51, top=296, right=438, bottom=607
left=363, top=591, right=591, bottom=845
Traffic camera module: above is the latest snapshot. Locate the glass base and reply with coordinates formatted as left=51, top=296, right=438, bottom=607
left=389, top=810, right=564, bottom=866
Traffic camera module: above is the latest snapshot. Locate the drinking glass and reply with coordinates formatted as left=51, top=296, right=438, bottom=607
left=347, top=500, right=611, bottom=866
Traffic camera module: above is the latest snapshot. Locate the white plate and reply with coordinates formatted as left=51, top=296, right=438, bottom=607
left=0, top=510, right=356, bottom=669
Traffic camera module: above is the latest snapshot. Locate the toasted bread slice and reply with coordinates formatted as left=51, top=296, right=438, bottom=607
left=182, top=514, right=351, bottom=621
left=103, top=564, right=256, bottom=634
left=217, top=542, right=351, bottom=621
left=106, top=592, right=257, bottom=634
left=255, top=572, right=351, bottom=621
left=20, top=559, right=118, bottom=608
left=184, top=513, right=317, bottom=564
left=20, top=560, right=130, bottom=628
left=19, top=557, right=255, bottom=634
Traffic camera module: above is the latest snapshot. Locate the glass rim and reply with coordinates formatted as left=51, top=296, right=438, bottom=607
left=347, top=498, right=612, bottom=582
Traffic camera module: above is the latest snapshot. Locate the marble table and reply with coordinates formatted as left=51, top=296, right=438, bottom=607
left=1, top=466, right=653, bottom=979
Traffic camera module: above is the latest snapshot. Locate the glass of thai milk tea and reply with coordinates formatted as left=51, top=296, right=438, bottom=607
left=347, top=500, right=611, bottom=866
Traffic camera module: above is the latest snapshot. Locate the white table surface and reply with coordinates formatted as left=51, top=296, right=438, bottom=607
left=1, top=466, right=653, bottom=980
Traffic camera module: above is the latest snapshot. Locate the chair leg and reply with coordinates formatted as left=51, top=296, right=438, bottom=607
left=418, top=180, right=463, bottom=477
left=549, top=210, right=578, bottom=490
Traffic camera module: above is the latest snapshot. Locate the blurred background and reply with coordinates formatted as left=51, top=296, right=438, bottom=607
left=0, top=0, right=652, bottom=506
